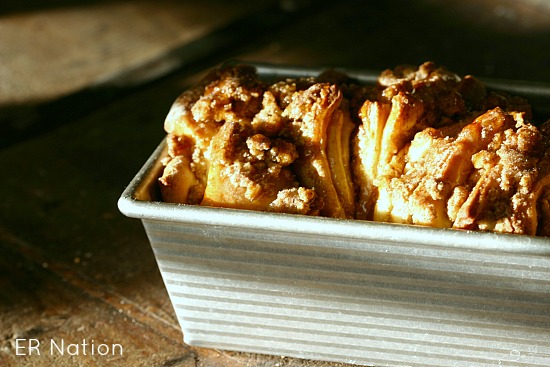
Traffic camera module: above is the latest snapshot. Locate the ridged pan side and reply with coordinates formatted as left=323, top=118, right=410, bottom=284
left=142, top=219, right=550, bottom=367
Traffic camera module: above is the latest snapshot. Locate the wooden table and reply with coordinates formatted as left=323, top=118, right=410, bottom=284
left=1, top=1, right=549, bottom=366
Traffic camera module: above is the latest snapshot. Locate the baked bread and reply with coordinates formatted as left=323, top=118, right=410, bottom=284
left=159, top=61, right=550, bottom=236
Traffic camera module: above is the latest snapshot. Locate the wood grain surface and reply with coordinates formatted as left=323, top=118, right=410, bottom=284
left=0, top=0, right=276, bottom=106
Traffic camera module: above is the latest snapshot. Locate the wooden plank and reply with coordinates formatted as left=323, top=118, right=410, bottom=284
left=239, top=0, right=550, bottom=84
left=0, top=67, right=197, bottom=366
left=0, top=0, right=272, bottom=106
left=0, top=233, right=196, bottom=367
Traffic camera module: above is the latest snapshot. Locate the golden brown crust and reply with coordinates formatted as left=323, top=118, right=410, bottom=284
left=200, top=121, right=302, bottom=211
left=158, top=62, right=550, bottom=236
left=372, top=107, right=543, bottom=234
left=282, top=83, right=352, bottom=218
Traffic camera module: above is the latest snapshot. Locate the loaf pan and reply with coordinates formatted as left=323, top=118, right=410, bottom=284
left=118, top=64, right=550, bottom=367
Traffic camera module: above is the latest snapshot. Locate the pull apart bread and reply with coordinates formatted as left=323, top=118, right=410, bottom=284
left=159, top=62, right=550, bottom=236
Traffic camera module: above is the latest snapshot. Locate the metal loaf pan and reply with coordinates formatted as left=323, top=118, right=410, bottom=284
left=118, top=64, right=550, bottom=367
